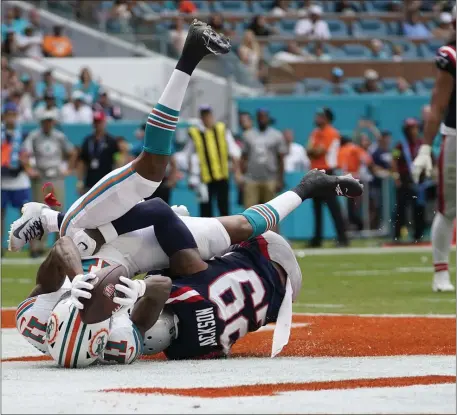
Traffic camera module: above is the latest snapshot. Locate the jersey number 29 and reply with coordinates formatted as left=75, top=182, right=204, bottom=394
left=209, top=269, right=267, bottom=352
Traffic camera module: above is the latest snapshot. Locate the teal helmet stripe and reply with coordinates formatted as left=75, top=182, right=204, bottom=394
left=72, top=323, right=87, bottom=368
left=132, top=323, right=144, bottom=356
left=58, top=306, right=76, bottom=366
left=16, top=303, right=35, bottom=320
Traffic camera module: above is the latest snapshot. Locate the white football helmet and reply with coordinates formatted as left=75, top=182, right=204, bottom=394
left=46, top=298, right=110, bottom=368
left=142, top=310, right=178, bottom=355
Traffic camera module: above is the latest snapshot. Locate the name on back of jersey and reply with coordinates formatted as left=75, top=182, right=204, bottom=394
left=196, top=307, right=217, bottom=347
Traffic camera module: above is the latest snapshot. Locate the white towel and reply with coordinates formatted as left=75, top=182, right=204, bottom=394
left=271, top=278, right=293, bottom=358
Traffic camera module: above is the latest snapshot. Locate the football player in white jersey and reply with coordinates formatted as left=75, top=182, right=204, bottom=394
left=412, top=5, right=456, bottom=292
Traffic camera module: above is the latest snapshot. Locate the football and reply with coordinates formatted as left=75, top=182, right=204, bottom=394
left=79, top=264, right=128, bottom=324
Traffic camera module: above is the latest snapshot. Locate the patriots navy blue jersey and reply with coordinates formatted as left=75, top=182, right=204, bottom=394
left=164, top=236, right=286, bottom=360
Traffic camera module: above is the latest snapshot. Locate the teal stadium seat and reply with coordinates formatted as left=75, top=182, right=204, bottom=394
left=340, top=44, right=372, bottom=59
left=345, top=77, right=365, bottom=91
left=418, top=39, right=444, bottom=58
left=303, top=78, right=331, bottom=94
left=213, top=0, right=248, bottom=13
left=192, top=1, right=210, bottom=11
left=251, top=0, right=275, bottom=13
left=390, top=40, right=418, bottom=59
left=280, top=19, right=297, bottom=34
left=326, top=19, right=349, bottom=37
left=352, top=20, right=388, bottom=37
left=364, top=0, right=392, bottom=12
left=382, top=77, right=399, bottom=91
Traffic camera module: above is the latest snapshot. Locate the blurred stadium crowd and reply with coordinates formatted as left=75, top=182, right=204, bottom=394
left=1, top=0, right=453, bottom=255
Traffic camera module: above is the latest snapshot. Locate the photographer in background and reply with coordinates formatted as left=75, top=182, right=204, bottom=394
left=307, top=107, right=348, bottom=247
left=1, top=103, right=32, bottom=256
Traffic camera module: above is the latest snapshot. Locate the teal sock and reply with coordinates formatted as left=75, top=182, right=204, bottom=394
left=143, top=103, right=179, bottom=155
left=241, top=203, right=280, bottom=239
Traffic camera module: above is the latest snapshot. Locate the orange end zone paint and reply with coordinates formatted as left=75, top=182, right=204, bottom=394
left=102, top=375, right=457, bottom=397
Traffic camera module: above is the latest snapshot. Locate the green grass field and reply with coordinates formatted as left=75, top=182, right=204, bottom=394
left=2, top=249, right=455, bottom=314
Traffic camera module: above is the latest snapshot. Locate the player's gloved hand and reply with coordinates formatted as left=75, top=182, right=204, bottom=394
left=412, top=144, right=433, bottom=184
left=70, top=273, right=98, bottom=310
left=113, top=277, right=146, bottom=309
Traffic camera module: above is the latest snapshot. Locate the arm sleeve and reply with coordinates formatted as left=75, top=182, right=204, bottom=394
left=225, top=129, right=241, bottom=159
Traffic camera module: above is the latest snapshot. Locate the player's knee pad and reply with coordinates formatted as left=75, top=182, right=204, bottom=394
left=46, top=298, right=110, bottom=368
left=103, top=312, right=143, bottom=365
left=143, top=309, right=177, bottom=355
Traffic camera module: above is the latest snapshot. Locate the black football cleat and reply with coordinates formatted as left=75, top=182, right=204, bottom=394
left=293, top=169, right=364, bottom=200
left=182, top=19, right=231, bottom=59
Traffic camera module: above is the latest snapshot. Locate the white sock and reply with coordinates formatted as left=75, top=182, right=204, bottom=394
left=43, top=209, right=59, bottom=233
left=158, top=69, right=190, bottom=111
left=267, top=191, right=303, bottom=220
left=431, top=212, right=454, bottom=273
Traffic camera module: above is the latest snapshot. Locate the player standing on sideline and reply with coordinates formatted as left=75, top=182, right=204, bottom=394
left=8, top=20, right=231, bottom=253
left=412, top=5, right=456, bottom=292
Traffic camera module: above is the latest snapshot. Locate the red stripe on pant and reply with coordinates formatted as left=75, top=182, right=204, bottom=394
left=438, top=136, right=446, bottom=215
left=434, top=263, right=449, bottom=272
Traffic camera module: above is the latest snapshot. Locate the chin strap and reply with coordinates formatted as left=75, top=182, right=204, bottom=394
left=42, top=181, right=62, bottom=207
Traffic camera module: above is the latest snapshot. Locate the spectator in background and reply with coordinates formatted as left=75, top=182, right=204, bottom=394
left=18, top=74, right=36, bottom=119
left=16, top=26, right=43, bottom=59
left=391, top=118, right=426, bottom=242
left=12, top=6, right=29, bottom=33
left=432, top=12, right=454, bottom=39
left=107, top=0, right=133, bottom=33
left=43, top=25, right=73, bottom=57
left=7, top=90, right=33, bottom=122
left=77, top=111, right=121, bottom=194
left=73, top=67, right=100, bottom=105
left=370, top=130, right=393, bottom=228
left=392, top=44, right=404, bottom=62
left=270, top=0, right=291, bottom=16
left=396, top=77, right=414, bottom=95
left=357, top=69, right=383, bottom=94
left=271, top=41, right=312, bottom=66
left=337, top=135, right=373, bottom=231
left=328, top=67, right=352, bottom=95
left=208, top=14, right=226, bottom=34
left=335, top=0, right=359, bottom=14
left=238, top=111, right=253, bottom=138
left=34, top=90, right=60, bottom=122
left=28, top=8, right=42, bottom=34
left=23, top=110, right=75, bottom=257
left=310, top=41, right=332, bottom=61
left=370, top=39, right=389, bottom=59
left=2, top=9, right=18, bottom=41
left=403, top=9, right=431, bottom=39
left=283, top=129, right=310, bottom=172
left=169, top=17, right=188, bottom=56
left=179, top=0, right=197, bottom=14
left=2, top=31, right=19, bottom=58
left=93, top=89, right=122, bottom=120
left=242, top=109, right=286, bottom=212
left=295, top=4, right=331, bottom=40
left=247, top=15, right=277, bottom=37
left=307, top=107, right=348, bottom=247
left=238, top=30, right=261, bottom=77
left=1, top=103, right=32, bottom=256
left=186, top=105, right=241, bottom=217
left=36, top=70, right=67, bottom=107
left=61, top=90, right=94, bottom=123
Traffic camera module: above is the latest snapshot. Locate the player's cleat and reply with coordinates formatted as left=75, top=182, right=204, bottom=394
left=432, top=271, right=455, bottom=292
left=293, top=169, right=364, bottom=201
left=8, top=202, right=46, bottom=251
left=182, top=19, right=231, bottom=60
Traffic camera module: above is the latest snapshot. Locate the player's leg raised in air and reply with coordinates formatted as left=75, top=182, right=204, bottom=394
left=8, top=20, right=231, bottom=252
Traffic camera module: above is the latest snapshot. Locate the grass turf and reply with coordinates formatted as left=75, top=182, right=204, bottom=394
left=2, top=250, right=455, bottom=314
